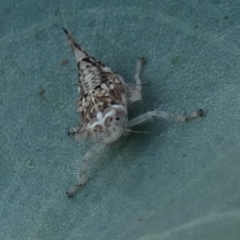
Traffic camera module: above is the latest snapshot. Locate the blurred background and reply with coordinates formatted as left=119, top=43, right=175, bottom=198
left=1, top=0, right=240, bottom=239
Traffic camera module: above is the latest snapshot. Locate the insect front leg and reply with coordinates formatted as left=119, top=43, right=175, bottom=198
left=67, top=124, right=86, bottom=141
left=67, top=127, right=81, bottom=136
left=66, top=143, right=105, bottom=198
left=127, top=57, right=146, bottom=105
left=128, top=108, right=204, bottom=128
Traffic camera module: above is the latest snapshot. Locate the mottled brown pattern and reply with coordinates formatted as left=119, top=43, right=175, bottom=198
left=78, top=73, right=126, bottom=125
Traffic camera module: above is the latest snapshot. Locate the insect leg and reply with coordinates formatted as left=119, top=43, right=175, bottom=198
left=66, top=143, right=105, bottom=198
left=127, top=57, right=146, bottom=104
left=128, top=109, right=204, bottom=128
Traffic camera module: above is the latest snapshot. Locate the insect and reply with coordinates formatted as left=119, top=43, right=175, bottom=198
left=63, top=28, right=204, bottom=198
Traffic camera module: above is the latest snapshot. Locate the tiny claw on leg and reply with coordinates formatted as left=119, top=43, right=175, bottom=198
left=66, top=183, right=85, bottom=198
left=185, top=108, right=204, bottom=121
left=198, top=108, right=204, bottom=117
left=137, top=56, right=147, bottom=64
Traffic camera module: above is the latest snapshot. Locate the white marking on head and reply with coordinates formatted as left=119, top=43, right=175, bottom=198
left=97, top=112, right=103, bottom=120
left=88, top=109, right=115, bottom=130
